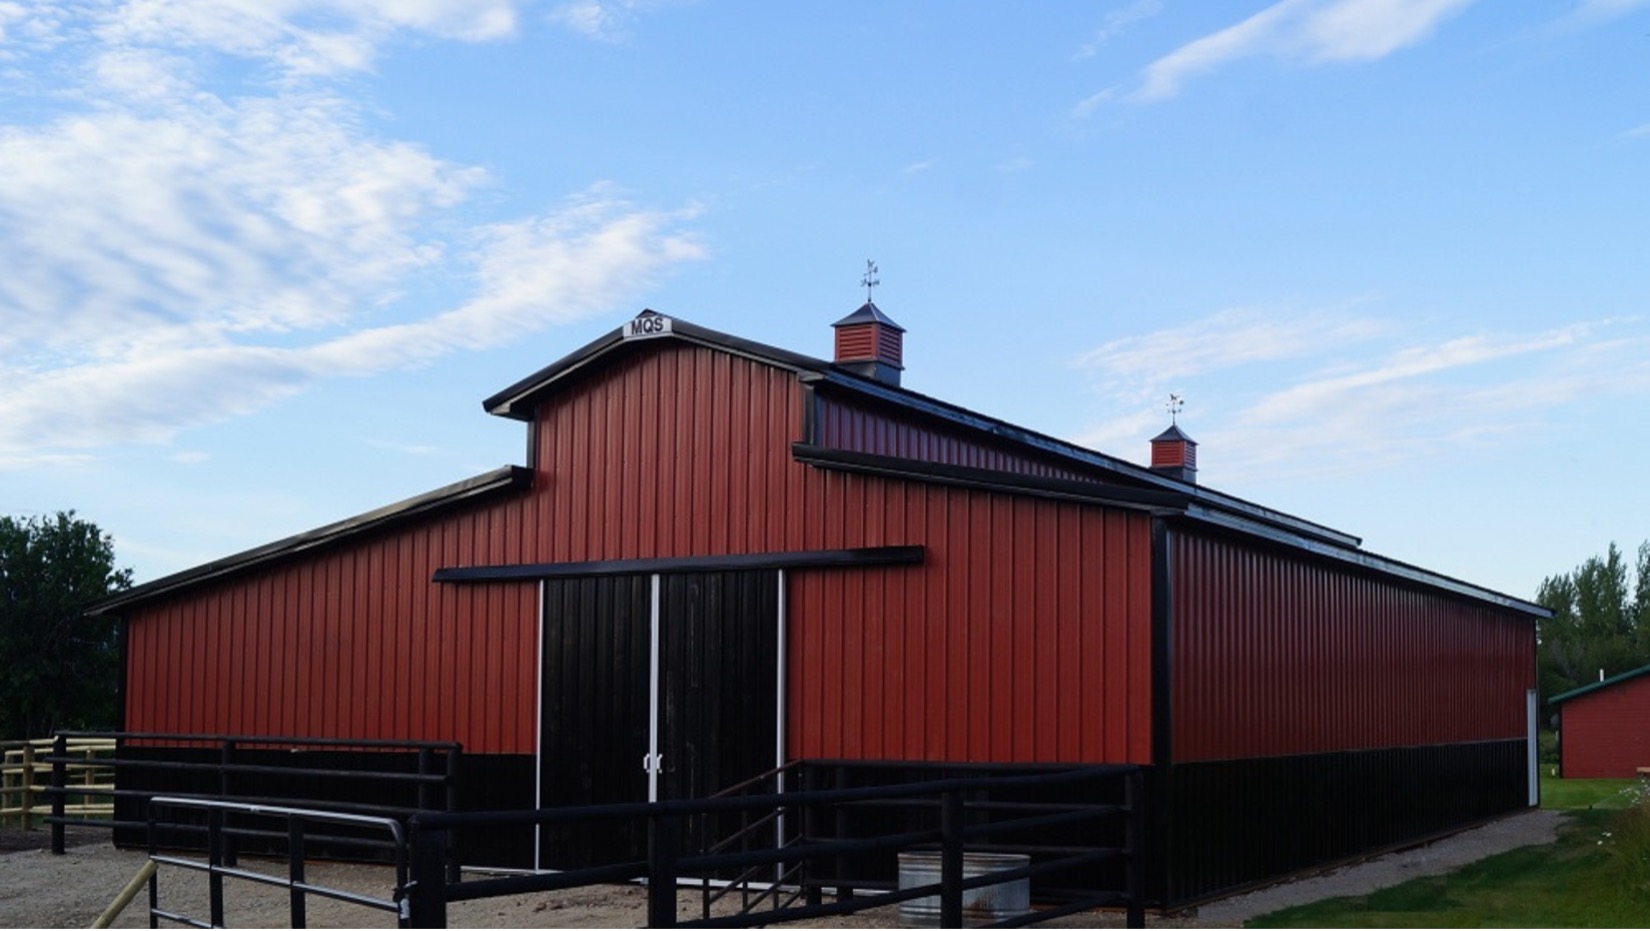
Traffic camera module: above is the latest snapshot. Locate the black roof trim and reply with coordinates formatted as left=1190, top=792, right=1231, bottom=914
left=1549, top=661, right=1650, bottom=706
left=434, top=545, right=925, bottom=582
left=89, top=466, right=534, bottom=615
left=1174, top=505, right=1550, bottom=618
left=484, top=312, right=834, bottom=421
left=803, top=370, right=1360, bottom=549
left=832, top=302, right=905, bottom=332
left=793, top=443, right=1191, bottom=513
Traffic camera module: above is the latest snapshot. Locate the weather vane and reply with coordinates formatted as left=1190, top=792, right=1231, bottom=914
left=861, top=259, right=880, bottom=303
left=1166, top=393, right=1184, bottom=425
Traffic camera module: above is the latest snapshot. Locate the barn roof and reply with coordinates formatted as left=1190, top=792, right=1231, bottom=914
left=93, top=309, right=1550, bottom=620
left=1549, top=662, right=1650, bottom=706
left=88, top=466, right=532, bottom=615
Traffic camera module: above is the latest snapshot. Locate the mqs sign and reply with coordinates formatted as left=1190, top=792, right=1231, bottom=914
left=623, top=314, right=674, bottom=340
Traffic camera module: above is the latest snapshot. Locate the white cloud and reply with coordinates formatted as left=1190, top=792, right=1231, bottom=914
left=1133, top=0, right=1477, bottom=101
left=0, top=2, right=706, bottom=466
left=1074, top=0, right=1164, bottom=61
left=1075, top=304, right=1386, bottom=404
left=1072, top=309, right=1650, bottom=484
left=97, top=0, right=517, bottom=76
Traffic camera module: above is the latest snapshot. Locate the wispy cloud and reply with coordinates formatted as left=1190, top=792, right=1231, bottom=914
left=547, top=0, right=685, bottom=42
left=1073, top=0, right=1164, bottom=61
left=0, top=2, right=705, bottom=467
left=1129, top=0, right=1477, bottom=102
left=1073, top=308, right=1650, bottom=484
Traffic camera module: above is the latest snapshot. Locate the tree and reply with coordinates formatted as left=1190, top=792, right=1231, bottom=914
left=1535, top=540, right=1650, bottom=711
left=0, top=512, right=133, bottom=739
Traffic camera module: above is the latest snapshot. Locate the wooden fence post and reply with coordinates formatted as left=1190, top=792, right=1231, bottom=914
left=20, top=742, right=35, bottom=832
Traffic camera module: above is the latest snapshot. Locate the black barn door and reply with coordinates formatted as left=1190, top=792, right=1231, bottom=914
left=539, top=575, right=652, bottom=868
left=659, top=571, right=781, bottom=859
left=538, top=570, right=779, bottom=870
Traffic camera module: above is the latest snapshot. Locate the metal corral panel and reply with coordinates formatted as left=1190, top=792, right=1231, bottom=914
left=123, top=342, right=1156, bottom=765
left=1169, top=526, right=1535, bottom=762
left=1558, top=673, right=1650, bottom=777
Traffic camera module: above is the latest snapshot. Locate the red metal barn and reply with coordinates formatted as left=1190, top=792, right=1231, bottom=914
left=1551, top=664, right=1650, bottom=778
left=90, top=308, right=1545, bottom=906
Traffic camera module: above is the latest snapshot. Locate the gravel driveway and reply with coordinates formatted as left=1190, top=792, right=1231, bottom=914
left=0, top=809, right=1566, bottom=928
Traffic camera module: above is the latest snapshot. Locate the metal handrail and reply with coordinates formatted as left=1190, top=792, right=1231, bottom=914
left=146, top=796, right=411, bottom=929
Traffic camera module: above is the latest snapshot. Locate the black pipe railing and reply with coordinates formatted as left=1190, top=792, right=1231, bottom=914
left=41, top=730, right=460, bottom=879
left=401, top=764, right=1146, bottom=929
left=146, top=796, right=411, bottom=929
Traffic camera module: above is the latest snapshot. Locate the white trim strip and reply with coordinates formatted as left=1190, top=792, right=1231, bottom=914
left=533, top=579, right=546, bottom=872
left=647, top=573, right=663, bottom=803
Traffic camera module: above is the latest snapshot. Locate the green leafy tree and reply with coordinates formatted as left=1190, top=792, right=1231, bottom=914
left=1536, top=540, right=1650, bottom=711
left=0, top=512, right=133, bottom=739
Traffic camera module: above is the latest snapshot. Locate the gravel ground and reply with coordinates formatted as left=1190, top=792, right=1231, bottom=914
left=0, top=810, right=1564, bottom=928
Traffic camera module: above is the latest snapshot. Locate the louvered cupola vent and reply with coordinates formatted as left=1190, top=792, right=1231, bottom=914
left=831, top=302, right=905, bottom=387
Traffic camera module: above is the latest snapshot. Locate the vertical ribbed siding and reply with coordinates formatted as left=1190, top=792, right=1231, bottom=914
left=1163, top=740, right=1528, bottom=905
left=122, top=509, right=540, bottom=755
left=1559, top=675, right=1650, bottom=777
left=814, top=394, right=1094, bottom=481
left=788, top=492, right=1153, bottom=765
left=1170, top=527, right=1534, bottom=762
left=124, top=341, right=1156, bottom=766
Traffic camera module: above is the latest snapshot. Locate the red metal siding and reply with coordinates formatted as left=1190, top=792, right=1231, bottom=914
left=1171, top=528, right=1534, bottom=762
left=1560, top=676, right=1650, bottom=777
left=123, top=511, right=541, bottom=754
left=125, top=342, right=1156, bottom=765
left=787, top=485, right=1153, bottom=764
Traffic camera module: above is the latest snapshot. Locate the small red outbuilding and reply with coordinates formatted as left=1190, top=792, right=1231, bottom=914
left=1553, top=663, right=1650, bottom=778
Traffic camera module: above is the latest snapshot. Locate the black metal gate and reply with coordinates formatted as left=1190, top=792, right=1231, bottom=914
left=538, top=570, right=780, bottom=869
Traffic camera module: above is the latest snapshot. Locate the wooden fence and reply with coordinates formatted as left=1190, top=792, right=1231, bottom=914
left=1, top=737, right=116, bottom=830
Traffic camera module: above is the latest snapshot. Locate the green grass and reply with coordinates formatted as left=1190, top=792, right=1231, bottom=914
left=1248, top=793, right=1650, bottom=928
left=1542, top=773, right=1641, bottom=810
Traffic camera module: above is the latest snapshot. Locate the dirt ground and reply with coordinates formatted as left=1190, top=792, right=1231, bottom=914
left=0, top=810, right=1563, bottom=928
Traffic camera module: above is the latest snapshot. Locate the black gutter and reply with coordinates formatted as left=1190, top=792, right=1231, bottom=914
left=88, top=466, right=534, bottom=615
left=791, top=443, right=1191, bottom=513
left=433, top=545, right=924, bottom=583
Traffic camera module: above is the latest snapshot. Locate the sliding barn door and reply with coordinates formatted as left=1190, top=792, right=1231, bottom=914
left=538, top=570, right=780, bottom=869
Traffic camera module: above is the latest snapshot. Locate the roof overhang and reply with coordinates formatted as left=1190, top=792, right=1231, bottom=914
left=89, top=465, right=533, bottom=616
left=1549, top=661, right=1650, bottom=706
left=483, top=312, right=834, bottom=421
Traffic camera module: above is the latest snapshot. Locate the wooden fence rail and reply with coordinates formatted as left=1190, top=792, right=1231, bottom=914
left=1, top=737, right=116, bottom=830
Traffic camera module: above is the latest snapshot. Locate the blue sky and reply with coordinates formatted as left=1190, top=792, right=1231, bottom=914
left=3, top=0, right=1647, bottom=601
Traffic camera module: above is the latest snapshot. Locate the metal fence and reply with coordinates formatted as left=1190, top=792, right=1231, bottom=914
left=401, top=764, right=1146, bottom=929
left=38, top=731, right=461, bottom=875
left=145, top=796, right=411, bottom=928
